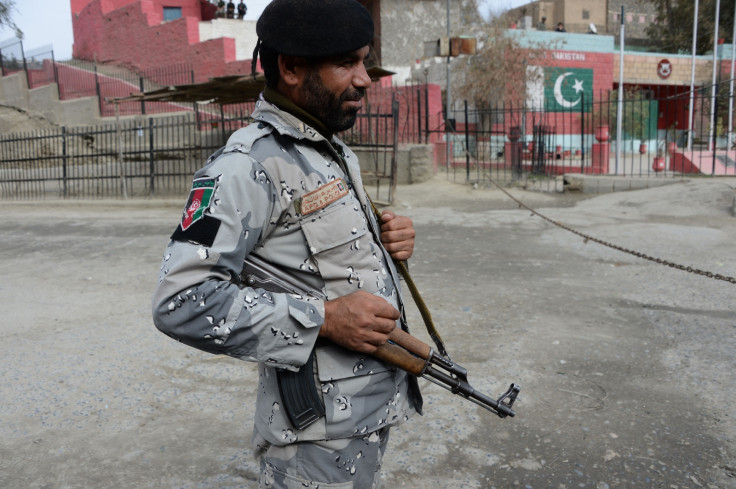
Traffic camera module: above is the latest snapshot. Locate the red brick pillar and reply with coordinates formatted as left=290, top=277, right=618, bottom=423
left=591, top=143, right=609, bottom=173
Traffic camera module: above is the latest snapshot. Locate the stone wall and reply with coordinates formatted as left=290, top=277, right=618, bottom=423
left=607, top=0, right=659, bottom=41
left=0, top=72, right=100, bottom=127
left=379, top=0, right=477, bottom=84
left=355, top=144, right=436, bottom=186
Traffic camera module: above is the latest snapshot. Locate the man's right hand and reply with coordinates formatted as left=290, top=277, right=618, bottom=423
left=320, top=291, right=399, bottom=354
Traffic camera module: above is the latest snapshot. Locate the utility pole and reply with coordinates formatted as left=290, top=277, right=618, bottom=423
left=615, top=6, right=624, bottom=174
left=708, top=0, right=721, bottom=152
left=445, top=0, right=452, bottom=172
left=728, top=0, right=736, bottom=147
left=688, top=0, right=700, bottom=151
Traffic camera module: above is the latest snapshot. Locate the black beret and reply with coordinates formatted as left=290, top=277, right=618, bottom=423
left=256, top=0, right=374, bottom=57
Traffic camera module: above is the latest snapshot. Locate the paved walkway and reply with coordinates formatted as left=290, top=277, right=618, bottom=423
left=1, top=176, right=735, bottom=488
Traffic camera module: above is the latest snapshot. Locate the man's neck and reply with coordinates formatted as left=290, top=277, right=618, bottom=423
left=263, top=86, right=333, bottom=140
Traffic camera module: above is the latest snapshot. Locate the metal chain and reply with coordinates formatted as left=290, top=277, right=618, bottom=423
left=489, top=179, right=736, bottom=285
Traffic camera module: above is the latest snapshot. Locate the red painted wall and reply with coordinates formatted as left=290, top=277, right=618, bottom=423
left=497, top=50, right=615, bottom=137
left=72, top=0, right=201, bottom=17
left=70, top=0, right=379, bottom=84
left=72, top=0, right=253, bottom=81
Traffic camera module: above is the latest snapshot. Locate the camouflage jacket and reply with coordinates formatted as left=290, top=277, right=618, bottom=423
left=152, top=97, right=419, bottom=445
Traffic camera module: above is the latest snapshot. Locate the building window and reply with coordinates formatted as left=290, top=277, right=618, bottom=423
left=163, top=7, right=182, bottom=22
left=582, top=9, right=590, bottom=20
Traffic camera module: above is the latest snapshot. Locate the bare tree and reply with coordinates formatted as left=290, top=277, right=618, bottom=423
left=0, top=0, right=22, bottom=38
left=454, top=11, right=547, bottom=108
left=645, top=0, right=733, bottom=55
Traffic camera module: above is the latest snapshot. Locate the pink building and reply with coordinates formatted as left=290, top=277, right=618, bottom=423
left=71, top=0, right=251, bottom=82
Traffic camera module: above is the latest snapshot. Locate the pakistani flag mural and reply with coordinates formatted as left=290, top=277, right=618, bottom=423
left=544, top=67, right=594, bottom=112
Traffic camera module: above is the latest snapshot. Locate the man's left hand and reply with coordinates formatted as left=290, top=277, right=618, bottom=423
left=379, top=210, right=415, bottom=261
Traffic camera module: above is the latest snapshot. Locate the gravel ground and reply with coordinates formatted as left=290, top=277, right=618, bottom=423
left=1, top=174, right=735, bottom=489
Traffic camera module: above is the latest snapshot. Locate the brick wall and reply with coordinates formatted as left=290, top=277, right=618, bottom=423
left=614, top=53, right=714, bottom=85
left=72, top=0, right=253, bottom=81
left=72, top=0, right=201, bottom=18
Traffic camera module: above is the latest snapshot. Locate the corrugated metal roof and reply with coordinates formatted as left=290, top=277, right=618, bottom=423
left=111, top=66, right=395, bottom=106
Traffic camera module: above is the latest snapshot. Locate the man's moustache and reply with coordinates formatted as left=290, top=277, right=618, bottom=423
left=342, top=88, right=365, bottom=103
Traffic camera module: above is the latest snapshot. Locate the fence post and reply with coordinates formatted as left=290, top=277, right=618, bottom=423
left=220, top=104, right=226, bottom=145
left=149, top=117, right=155, bottom=194
left=115, top=103, right=128, bottom=199
left=464, top=100, right=470, bottom=182
left=20, top=40, right=29, bottom=89
left=139, top=77, right=146, bottom=115
left=191, top=69, right=196, bottom=113
left=94, top=61, right=103, bottom=117
left=580, top=91, right=585, bottom=173
left=52, top=50, right=61, bottom=101
left=416, top=88, right=422, bottom=145
left=62, top=126, right=68, bottom=198
left=424, top=85, right=429, bottom=144
left=390, top=96, right=399, bottom=203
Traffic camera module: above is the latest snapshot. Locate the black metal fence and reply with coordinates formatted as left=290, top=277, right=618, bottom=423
left=0, top=37, right=28, bottom=79
left=0, top=111, right=245, bottom=200
left=3, top=32, right=735, bottom=196
left=55, top=59, right=197, bottom=117
left=0, top=100, right=400, bottom=201
left=0, top=36, right=199, bottom=118
left=441, top=81, right=736, bottom=187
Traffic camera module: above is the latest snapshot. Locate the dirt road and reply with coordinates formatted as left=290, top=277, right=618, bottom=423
left=1, top=175, right=735, bottom=488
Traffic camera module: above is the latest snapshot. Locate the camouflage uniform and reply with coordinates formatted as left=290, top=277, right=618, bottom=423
left=152, top=96, right=420, bottom=487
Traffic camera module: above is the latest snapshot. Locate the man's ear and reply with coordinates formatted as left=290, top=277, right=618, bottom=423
left=278, top=54, right=302, bottom=87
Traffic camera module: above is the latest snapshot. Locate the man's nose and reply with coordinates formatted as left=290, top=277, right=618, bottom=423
left=354, top=63, right=371, bottom=89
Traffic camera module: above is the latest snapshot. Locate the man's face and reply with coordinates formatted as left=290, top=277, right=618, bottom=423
left=297, top=46, right=371, bottom=133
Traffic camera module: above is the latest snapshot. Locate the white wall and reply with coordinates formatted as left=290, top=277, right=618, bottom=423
left=198, top=19, right=259, bottom=61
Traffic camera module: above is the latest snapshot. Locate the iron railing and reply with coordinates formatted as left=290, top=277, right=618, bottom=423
left=2, top=33, right=735, bottom=195
left=0, top=112, right=240, bottom=200
left=0, top=100, right=400, bottom=201
left=441, top=81, right=736, bottom=188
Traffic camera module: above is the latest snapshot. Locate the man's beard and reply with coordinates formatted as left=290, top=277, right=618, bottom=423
left=300, top=70, right=365, bottom=134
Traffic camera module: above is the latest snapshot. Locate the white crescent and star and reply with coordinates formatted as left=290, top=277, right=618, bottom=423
left=554, top=72, right=585, bottom=108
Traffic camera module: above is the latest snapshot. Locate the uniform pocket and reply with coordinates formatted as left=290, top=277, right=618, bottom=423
left=315, top=343, right=401, bottom=436
left=315, top=342, right=393, bottom=382
left=299, top=197, right=387, bottom=298
left=300, top=199, right=367, bottom=253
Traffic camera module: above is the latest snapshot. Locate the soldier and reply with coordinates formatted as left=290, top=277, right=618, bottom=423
left=237, top=0, right=246, bottom=20
left=151, top=0, right=422, bottom=487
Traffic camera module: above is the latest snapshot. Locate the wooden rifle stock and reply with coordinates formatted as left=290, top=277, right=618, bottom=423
left=373, top=329, right=431, bottom=376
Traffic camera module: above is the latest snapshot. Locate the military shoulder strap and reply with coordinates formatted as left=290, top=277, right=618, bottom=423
left=368, top=197, right=450, bottom=359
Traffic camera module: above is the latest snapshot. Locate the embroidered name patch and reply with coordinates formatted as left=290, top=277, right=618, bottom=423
left=299, top=179, right=349, bottom=215
left=181, top=177, right=216, bottom=230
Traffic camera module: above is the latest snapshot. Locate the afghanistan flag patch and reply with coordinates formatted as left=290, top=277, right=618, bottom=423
left=181, top=177, right=216, bottom=231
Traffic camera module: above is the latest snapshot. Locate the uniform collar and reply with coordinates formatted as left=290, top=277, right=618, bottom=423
left=262, top=86, right=333, bottom=140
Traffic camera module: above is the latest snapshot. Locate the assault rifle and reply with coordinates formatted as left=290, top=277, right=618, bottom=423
left=240, top=254, right=519, bottom=428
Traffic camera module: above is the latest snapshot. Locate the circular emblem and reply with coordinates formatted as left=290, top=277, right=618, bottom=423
left=657, top=59, right=672, bottom=79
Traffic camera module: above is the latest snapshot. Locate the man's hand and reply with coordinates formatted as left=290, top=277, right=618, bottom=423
left=320, top=291, right=399, bottom=353
left=378, top=210, right=415, bottom=261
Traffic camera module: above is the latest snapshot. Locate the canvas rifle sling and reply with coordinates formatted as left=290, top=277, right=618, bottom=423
left=332, top=144, right=449, bottom=359
left=369, top=198, right=450, bottom=359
